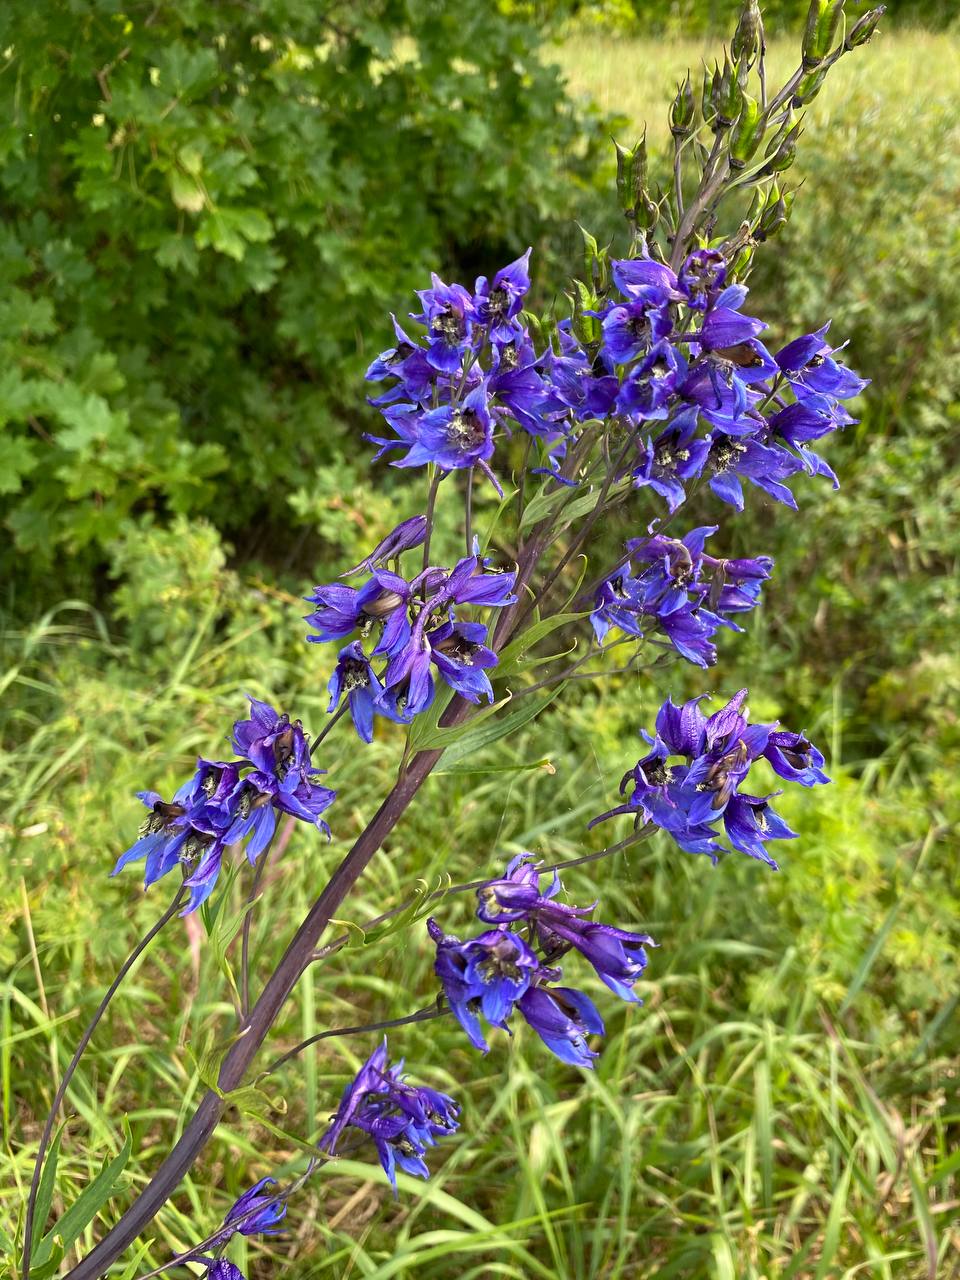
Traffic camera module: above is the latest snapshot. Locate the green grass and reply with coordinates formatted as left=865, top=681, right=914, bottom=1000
left=2, top=588, right=958, bottom=1279
left=549, top=29, right=960, bottom=147
left=4, top=25, right=960, bottom=1280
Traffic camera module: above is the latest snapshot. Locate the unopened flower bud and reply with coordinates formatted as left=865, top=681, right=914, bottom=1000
left=614, top=138, right=634, bottom=215
left=757, top=187, right=794, bottom=240
left=631, top=132, right=649, bottom=207
left=845, top=6, right=885, bottom=50
left=670, top=74, right=696, bottom=137
left=730, top=244, right=753, bottom=275
left=732, top=0, right=763, bottom=67
left=802, top=0, right=845, bottom=70
left=729, top=94, right=763, bottom=168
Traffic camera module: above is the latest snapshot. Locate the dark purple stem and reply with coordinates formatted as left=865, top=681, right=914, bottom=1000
left=64, top=710, right=468, bottom=1280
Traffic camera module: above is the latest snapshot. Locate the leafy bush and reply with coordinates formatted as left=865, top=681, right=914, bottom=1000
left=0, top=0, right=607, bottom=607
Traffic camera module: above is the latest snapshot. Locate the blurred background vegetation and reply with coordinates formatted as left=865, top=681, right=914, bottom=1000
left=2, top=1, right=958, bottom=1277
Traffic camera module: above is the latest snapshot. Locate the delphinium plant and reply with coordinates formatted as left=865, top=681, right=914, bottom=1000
left=18, top=2, right=886, bottom=1276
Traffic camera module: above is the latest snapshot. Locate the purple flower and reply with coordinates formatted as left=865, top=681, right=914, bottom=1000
left=764, top=729, right=830, bottom=786
left=365, top=315, right=435, bottom=405
left=600, top=295, right=673, bottom=365
left=678, top=249, right=727, bottom=311
left=611, top=257, right=683, bottom=300
left=516, top=985, right=604, bottom=1068
left=426, top=620, right=498, bottom=704
left=427, top=920, right=540, bottom=1050
left=592, top=690, right=827, bottom=868
left=320, top=1040, right=459, bottom=1194
left=475, top=855, right=652, bottom=1003
left=413, top=275, right=477, bottom=373
left=394, top=385, right=496, bottom=483
left=223, top=1178, right=287, bottom=1237
left=473, top=248, right=532, bottom=343
left=327, top=641, right=391, bottom=743
left=305, top=572, right=412, bottom=657
left=339, top=515, right=427, bottom=577
left=707, top=432, right=801, bottom=511
left=206, top=1264, right=244, bottom=1280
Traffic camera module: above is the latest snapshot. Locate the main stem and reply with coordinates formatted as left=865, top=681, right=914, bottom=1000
left=24, top=886, right=186, bottom=1280
left=65, top=400, right=592, bottom=1280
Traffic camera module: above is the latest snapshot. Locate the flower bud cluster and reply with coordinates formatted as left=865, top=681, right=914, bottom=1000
left=428, top=855, right=652, bottom=1070
left=592, top=689, right=828, bottom=866
left=111, top=698, right=335, bottom=913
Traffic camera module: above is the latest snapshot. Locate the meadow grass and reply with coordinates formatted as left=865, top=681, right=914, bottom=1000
left=2, top=587, right=957, bottom=1279
left=549, top=29, right=960, bottom=147
left=3, top=26, right=960, bottom=1280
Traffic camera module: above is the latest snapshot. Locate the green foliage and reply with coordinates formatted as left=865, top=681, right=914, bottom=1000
left=538, top=0, right=958, bottom=35
left=0, top=0, right=607, bottom=603
left=1, top=611, right=956, bottom=1276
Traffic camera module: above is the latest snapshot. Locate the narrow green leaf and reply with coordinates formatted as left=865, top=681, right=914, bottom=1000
left=35, top=1119, right=133, bottom=1262
left=811, top=1154, right=853, bottom=1280
left=496, top=612, right=588, bottom=678
left=410, top=692, right=513, bottom=753
left=29, top=1124, right=65, bottom=1253
left=437, top=687, right=563, bottom=770
left=907, top=1157, right=938, bottom=1280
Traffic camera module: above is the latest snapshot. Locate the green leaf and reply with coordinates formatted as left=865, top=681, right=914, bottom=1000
left=518, top=481, right=577, bottom=533
left=28, top=1124, right=64, bottom=1254
left=410, top=692, right=513, bottom=753
left=437, top=687, right=564, bottom=771
left=496, top=611, right=588, bottom=679
left=34, top=1119, right=132, bottom=1264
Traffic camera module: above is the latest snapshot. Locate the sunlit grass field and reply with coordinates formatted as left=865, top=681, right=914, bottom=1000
left=3, top=26, right=960, bottom=1280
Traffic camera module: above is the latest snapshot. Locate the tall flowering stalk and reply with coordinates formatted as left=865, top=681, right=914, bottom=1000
left=19, top=4, right=886, bottom=1278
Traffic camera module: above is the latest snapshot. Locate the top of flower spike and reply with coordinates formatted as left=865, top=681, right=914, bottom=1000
left=363, top=247, right=863, bottom=516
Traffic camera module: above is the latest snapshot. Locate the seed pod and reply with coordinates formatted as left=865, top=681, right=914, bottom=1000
left=802, top=0, right=845, bottom=70
left=670, top=73, right=696, bottom=137
left=761, top=119, right=801, bottom=176
left=757, top=187, right=794, bottom=240
left=714, top=53, right=741, bottom=130
left=845, top=5, right=886, bottom=50
left=614, top=138, right=634, bottom=215
left=729, top=94, right=763, bottom=169
left=732, top=0, right=763, bottom=67
left=702, top=62, right=719, bottom=128
left=793, top=65, right=830, bottom=105
left=730, top=244, right=753, bottom=276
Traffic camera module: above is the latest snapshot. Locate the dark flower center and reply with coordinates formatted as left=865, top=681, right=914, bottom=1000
left=447, top=409, right=487, bottom=451
left=341, top=657, right=370, bottom=691
left=433, top=309, right=465, bottom=346
left=709, top=439, right=747, bottom=472
left=486, top=286, right=509, bottom=319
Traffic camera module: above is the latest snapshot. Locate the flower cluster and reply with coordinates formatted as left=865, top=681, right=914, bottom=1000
left=305, top=523, right=517, bottom=738
left=427, top=855, right=652, bottom=1069
left=592, top=689, right=829, bottom=866
left=320, top=1039, right=460, bottom=1193
left=363, top=247, right=865, bottom=508
left=187, top=1178, right=288, bottom=1280
left=111, top=698, right=335, bottom=914
left=590, top=524, right=773, bottom=666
